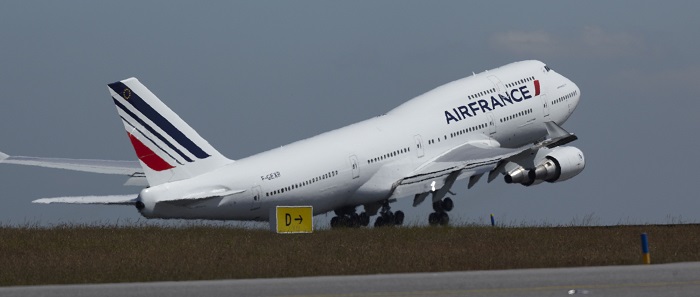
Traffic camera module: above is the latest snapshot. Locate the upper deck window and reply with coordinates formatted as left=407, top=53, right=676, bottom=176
left=544, top=65, right=552, bottom=72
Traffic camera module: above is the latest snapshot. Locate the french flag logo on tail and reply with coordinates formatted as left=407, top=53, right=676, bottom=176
left=108, top=78, right=232, bottom=186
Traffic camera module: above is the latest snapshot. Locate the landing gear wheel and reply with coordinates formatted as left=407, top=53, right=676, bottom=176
left=359, top=212, right=370, bottom=227
left=442, top=197, right=454, bottom=212
left=382, top=211, right=395, bottom=225
left=373, top=199, right=405, bottom=227
left=330, top=216, right=339, bottom=228
left=350, top=213, right=360, bottom=228
left=375, top=216, right=385, bottom=227
left=338, top=216, right=350, bottom=227
left=428, top=212, right=439, bottom=226
left=438, top=212, right=450, bottom=226
left=394, top=210, right=405, bottom=226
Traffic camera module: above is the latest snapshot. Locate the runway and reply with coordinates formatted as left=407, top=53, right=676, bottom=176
left=3, top=262, right=700, bottom=297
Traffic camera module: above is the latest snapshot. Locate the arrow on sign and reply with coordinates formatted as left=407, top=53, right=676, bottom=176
left=294, top=215, right=303, bottom=224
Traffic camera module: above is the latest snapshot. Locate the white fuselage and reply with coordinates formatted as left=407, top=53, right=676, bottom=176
left=138, top=60, right=581, bottom=221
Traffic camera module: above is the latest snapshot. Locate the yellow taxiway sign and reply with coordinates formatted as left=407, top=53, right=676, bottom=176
left=273, top=206, right=313, bottom=233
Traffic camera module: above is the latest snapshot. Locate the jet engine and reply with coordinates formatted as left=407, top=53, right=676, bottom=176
left=504, top=146, right=585, bottom=186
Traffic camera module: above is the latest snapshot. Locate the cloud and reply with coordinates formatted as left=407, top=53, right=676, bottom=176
left=580, top=26, right=645, bottom=56
left=489, top=30, right=559, bottom=55
left=489, top=26, right=646, bottom=58
left=610, top=66, right=700, bottom=94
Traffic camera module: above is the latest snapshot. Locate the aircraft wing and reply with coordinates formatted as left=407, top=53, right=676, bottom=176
left=396, top=137, right=526, bottom=193
left=390, top=121, right=577, bottom=200
left=0, top=151, right=147, bottom=186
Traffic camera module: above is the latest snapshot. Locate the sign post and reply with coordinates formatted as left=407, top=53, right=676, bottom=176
left=641, top=233, right=651, bottom=264
left=270, top=206, right=313, bottom=233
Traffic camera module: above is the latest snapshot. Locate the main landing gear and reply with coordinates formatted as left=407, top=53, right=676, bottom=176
left=330, top=206, right=370, bottom=228
left=374, top=200, right=404, bottom=228
left=330, top=200, right=404, bottom=229
left=428, top=197, right=453, bottom=226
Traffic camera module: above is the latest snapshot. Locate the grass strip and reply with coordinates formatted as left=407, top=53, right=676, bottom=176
left=1, top=224, right=698, bottom=286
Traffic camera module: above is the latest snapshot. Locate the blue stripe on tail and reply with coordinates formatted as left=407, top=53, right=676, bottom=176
left=109, top=82, right=210, bottom=160
left=120, top=116, right=184, bottom=165
left=113, top=98, right=193, bottom=163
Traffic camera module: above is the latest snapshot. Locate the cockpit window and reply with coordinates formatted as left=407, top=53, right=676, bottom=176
left=544, top=65, right=552, bottom=72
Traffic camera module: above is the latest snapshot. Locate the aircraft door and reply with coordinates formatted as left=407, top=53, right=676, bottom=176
left=349, top=155, right=360, bottom=179
left=541, top=94, right=550, bottom=117
left=414, top=135, right=425, bottom=158
left=250, top=185, right=262, bottom=210
left=487, top=113, right=497, bottom=135
left=487, top=75, right=505, bottom=92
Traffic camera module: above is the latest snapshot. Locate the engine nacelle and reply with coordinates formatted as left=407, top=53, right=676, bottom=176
left=530, top=146, right=585, bottom=183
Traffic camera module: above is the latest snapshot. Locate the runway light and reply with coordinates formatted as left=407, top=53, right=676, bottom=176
left=568, top=289, right=590, bottom=294
left=641, top=233, right=651, bottom=264
left=490, top=213, right=495, bottom=226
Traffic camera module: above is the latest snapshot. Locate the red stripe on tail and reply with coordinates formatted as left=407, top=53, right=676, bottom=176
left=127, top=133, right=175, bottom=171
left=534, top=80, right=541, bottom=96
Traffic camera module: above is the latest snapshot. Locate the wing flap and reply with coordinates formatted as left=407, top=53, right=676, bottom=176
left=538, top=121, right=578, bottom=149
left=32, top=194, right=139, bottom=205
left=407, top=135, right=526, bottom=181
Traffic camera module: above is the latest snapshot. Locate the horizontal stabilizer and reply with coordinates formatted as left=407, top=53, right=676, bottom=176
left=161, top=188, right=246, bottom=203
left=1, top=155, right=141, bottom=175
left=156, top=188, right=246, bottom=207
left=32, top=194, right=139, bottom=205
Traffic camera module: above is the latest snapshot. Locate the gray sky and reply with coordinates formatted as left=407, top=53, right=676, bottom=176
left=1, top=1, right=698, bottom=227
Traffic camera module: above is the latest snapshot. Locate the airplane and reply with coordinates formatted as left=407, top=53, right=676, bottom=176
left=0, top=60, right=584, bottom=227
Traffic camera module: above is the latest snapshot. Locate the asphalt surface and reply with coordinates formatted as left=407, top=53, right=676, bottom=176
left=2, top=262, right=700, bottom=297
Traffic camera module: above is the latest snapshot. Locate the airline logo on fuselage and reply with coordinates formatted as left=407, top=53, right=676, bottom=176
left=444, top=84, right=537, bottom=124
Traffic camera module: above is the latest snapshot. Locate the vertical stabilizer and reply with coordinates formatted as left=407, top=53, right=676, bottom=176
left=108, top=78, right=232, bottom=186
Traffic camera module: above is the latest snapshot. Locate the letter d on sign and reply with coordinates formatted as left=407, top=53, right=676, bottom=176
left=274, top=206, right=314, bottom=233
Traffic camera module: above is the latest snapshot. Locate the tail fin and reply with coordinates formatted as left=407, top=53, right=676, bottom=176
left=108, top=78, right=233, bottom=186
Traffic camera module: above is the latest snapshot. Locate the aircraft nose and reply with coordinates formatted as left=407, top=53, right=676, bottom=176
left=571, top=80, right=581, bottom=105
left=563, top=75, right=581, bottom=109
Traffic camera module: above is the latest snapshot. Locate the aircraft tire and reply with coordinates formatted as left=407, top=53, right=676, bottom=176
left=375, top=216, right=385, bottom=228
left=438, top=212, right=449, bottom=226
left=350, top=213, right=360, bottom=228
left=382, top=211, right=395, bottom=226
left=442, top=198, right=454, bottom=212
left=339, top=216, right=351, bottom=227
left=359, top=212, right=370, bottom=226
left=330, top=217, right=339, bottom=228
left=428, top=212, right=439, bottom=226
left=394, top=211, right=405, bottom=226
